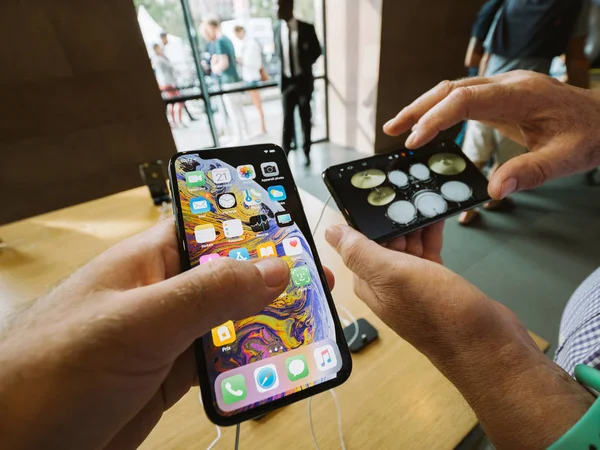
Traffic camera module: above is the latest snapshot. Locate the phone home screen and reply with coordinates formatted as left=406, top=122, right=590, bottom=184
left=172, top=146, right=349, bottom=419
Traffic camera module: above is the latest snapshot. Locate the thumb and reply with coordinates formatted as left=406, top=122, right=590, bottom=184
left=488, top=150, right=557, bottom=200
left=122, top=257, right=290, bottom=355
left=325, top=224, right=402, bottom=282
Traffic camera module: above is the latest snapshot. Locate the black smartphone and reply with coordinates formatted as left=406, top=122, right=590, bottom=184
left=322, top=140, right=491, bottom=242
left=168, top=144, right=352, bottom=426
left=139, top=160, right=171, bottom=206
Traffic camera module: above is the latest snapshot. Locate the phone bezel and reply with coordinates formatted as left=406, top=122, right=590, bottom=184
left=322, top=141, right=491, bottom=243
left=168, top=144, right=352, bottom=426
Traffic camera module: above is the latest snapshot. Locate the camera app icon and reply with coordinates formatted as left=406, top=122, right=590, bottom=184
left=261, top=162, right=279, bottom=178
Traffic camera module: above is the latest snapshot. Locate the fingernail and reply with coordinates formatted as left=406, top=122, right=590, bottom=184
left=254, top=258, right=289, bottom=288
left=383, top=119, right=395, bottom=131
left=500, top=178, right=517, bottom=199
left=325, top=225, right=344, bottom=247
left=406, top=130, right=418, bottom=147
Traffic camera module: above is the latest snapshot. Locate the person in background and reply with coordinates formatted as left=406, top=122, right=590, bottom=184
left=200, top=16, right=249, bottom=144
left=152, top=43, right=183, bottom=128
left=275, top=0, right=322, bottom=166
left=234, top=25, right=268, bottom=135
left=458, top=0, right=590, bottom=225
left=160, top=31, right=198, bottom=123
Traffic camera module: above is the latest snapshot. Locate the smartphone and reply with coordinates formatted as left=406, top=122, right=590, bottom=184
left=322, top=140, right=491, bottom=242
left=169, top=144, right=352, bottom=426
left=139, top=161, right=171, bottom=206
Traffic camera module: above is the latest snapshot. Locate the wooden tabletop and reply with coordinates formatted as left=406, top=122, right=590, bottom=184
left=0, top=187, right=549, bottom=449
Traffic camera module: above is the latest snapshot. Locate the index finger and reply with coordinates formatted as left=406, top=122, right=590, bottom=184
left=383, top=77, right=493, bottom=137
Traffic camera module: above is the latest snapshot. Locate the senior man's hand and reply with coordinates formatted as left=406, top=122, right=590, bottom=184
left=384, top=71, right=600, bottom=200
left=326, top=223, right=595, bottom=449
left=0, top=221, right=334, bottom=450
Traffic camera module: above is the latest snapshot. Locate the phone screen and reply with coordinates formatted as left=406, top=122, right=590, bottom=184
left=170, top=145, right=351, bottom=423
left=323, top=140, right=490, bottom=242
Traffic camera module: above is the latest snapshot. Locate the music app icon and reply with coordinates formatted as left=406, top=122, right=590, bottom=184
left=313, top=345, right=337, bottom=371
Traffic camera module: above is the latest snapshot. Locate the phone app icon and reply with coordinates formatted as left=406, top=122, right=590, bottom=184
left=237, top=165, right=256, bottom=180
left=190, top=196, right=211, bottom=214
left=268, top=185, right=287, bottom=202
left=221, top=374, right=247, bottom=405
left=314, top=345, right=338, bottom=371
left=185, top=171, right=205, bottom=187
left=276, top=212, right=294, bottom=227
left=200, top=254, right=221, bottom=265
left=283, top=237, right=303, bottom=256
left=257, top=242, right=277, bottom=258
left=254, top=364, right=279, bottom=393
left=286, top=355, right=309, bottom=382
left=211, top=168, right=232, bottom=184
left=229, top=248, right=250, bottom=261
left=291, top=266, right=312, bottom=287
left=243, top=189, right=263, bottom=207
left=212, top=320, right=236, bottom=347
left=223, top=219, right=244, bottom=239
left=261, top=162, right=279, bottom=178
left=217, top=193, right=237, bottom=209
left=250, top=215, right=270, bottom=232
left=194, top=224, right=216, bottom=244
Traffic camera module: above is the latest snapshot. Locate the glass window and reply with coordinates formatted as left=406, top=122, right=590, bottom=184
left=312, top=77, right=327, bottom=142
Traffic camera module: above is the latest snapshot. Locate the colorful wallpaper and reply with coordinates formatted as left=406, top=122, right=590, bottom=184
left=174, top=154, right=336, bottom=412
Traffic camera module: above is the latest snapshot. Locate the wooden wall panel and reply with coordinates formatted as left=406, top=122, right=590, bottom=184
left=0, top=0, right=176, bottom=224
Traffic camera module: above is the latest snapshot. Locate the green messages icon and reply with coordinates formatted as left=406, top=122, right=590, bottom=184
left=221, top=374, right=247, bottom=405
left=286, top=355, right=309, bottom=381
left=185, top=171, right=205, bottom=187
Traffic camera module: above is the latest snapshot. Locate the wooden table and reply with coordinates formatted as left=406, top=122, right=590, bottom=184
left=0, top=187, right=549, bottom=449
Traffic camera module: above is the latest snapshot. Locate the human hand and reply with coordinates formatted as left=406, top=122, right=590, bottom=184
left=326, top=223, right=595, bottom=449
left=0, top=221, right=328, bottom=450
left=384, top=71, right=600, bottom=200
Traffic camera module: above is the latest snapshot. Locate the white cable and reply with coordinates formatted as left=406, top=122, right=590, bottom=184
left=337, top=304, right=360, bottom=348
left=307, top=389, right=346, bottom=450
left=311, top=195, right=333, bottom=237
left=307, top=397, right=321, bottom=450
left=199, top=390, right=222, bottom=450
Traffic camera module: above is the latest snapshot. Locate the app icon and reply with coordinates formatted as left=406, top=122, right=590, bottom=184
left=268, top=185, right=287, bottom=202
left=276, top=212, right=294, bottom=227
left=243, top=189, right=263, bottom=207
left=221, top=374, right=247, bottom=405
left=314, top=345, right=338, bottom=371
left=211, top=168, right=232, bottom=184
left=185, top=171, right=205, bottom=187
left=250, top=215, right=270, bottom=233
left=190, top=196, right=211, bottom=214
left=291, top=266, right=312, bottom=287
left=229, top=248, right=250, bottom=261
left=212, top=320, right=236, bottom=347
left=217, top=193, right=237, bottom=209
left=257, top=242, right=277, bottom=258
left=254, top=364, right=279, bottom=393
left=200, top=254, right=221, bottom=265
left=195, top=224, right=217, bottom=244
left=286, top=355, right=309, bottom=382
left=261, top=162, right=279, bottom=177
left=237, top=165, right=256, bottom=180
left=223, top=219, right=244, bottom=239
left=283, top=237, right=303, bottom=256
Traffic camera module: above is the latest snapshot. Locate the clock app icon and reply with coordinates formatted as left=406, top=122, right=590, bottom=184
left=218, top=193, right=237, bottom=209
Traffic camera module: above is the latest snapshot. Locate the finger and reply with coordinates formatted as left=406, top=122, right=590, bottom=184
left=488, top=148, right=564, bottom=199
left=123, top=257, right=290, bottom=356
left=421, top=221, right=445, bottom=264
left=385, top=236, right=407, bottom=253
left=406, top=82, right=523, bottom=149
left=405, top=229, right=424, bottom=258
left=383, top=77, right=492, bottom=137
left=325, top=225, right=400, bottom=281
left=323, top=266, right=336, bottom=291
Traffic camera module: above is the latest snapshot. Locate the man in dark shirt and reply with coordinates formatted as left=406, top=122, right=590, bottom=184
left=274, top=0, right=322, bottom=166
